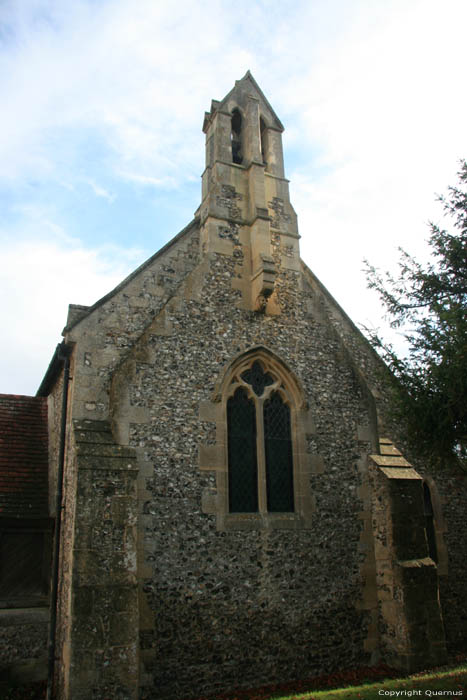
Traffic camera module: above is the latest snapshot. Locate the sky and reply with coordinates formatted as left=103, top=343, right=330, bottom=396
left=1, top=0, right=466, bottom=395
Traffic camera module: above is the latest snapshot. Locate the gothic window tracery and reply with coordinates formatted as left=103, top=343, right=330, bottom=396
left=240, top=361, right=274, bottom=397
left=226, top=358, right=294, bottom=513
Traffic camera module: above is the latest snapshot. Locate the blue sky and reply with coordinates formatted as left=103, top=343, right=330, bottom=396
left=1, top=0, right=467, bottom=394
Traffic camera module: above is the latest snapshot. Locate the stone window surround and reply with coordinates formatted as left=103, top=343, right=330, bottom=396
left=199, top=346, right=317, bottom=531
left=226, top=362, right=294, bottom=514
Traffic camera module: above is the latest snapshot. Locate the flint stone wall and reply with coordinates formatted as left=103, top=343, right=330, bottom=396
left=435, top=471, right=467, bottom=652
left=304, top=263, right=467, bottom=656
left=65, top=221, right=200, bottom=423
left=59, top=213, right=467, bottom=699
left=0, top=608, right=48, bottom=684
left=108, top=248, right=379, bottom=698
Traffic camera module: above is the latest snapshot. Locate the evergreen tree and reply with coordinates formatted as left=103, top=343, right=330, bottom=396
left=364, top=161, right=467, bottom=467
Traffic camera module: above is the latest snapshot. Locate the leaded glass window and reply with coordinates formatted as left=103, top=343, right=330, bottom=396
left=241, top=361, right=274, bottom=397
left=264, top=392, right=294, bottom=512
left=226, top=359, right=295, bottom=514
left=227, top=388, right=258, bottom=512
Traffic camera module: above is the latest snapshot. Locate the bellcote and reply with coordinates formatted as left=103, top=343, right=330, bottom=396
left=199, top=72, right=300, bottom=314
left=202, top=71, right=286, bottom=177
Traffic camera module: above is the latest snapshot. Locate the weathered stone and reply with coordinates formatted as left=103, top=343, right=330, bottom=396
left=15, top=71, right=463, bottom=700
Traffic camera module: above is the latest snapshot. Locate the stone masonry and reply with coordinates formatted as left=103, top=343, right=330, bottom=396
left=23, top=72, right=465, bottom=699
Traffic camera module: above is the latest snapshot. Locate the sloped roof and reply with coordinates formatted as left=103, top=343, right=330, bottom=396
left=232, top=71, right=284, bottom=131
left=63, top=217, right=199, bottom=334
left=0, top=394, right=49, bottom=519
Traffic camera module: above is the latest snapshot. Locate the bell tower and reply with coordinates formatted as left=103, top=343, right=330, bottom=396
left=199, top=71, right=300, bottom=312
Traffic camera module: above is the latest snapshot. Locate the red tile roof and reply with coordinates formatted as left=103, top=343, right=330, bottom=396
left=0, top=394, right=49, bottom=518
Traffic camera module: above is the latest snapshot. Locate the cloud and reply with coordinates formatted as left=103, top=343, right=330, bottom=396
left=0, top=0, right=247, bottom=186
left=0, top=233, right=143, bottom=395
left=1, top=0, right=467, bottom=393
left=283, top=0, right=467, bottom=333
left=118, top=171, right=178, bottom=190
left=85, top=179, right=115, bottom=203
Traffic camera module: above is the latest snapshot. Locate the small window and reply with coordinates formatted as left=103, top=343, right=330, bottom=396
left=0, top=522, right=52, bottom=608
left=231, top=109, right=243, bottom=164
left=227, top=360, right=294, bottom=513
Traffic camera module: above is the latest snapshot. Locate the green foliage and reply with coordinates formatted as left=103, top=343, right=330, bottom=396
left=364, top=161, right=467, bottom=467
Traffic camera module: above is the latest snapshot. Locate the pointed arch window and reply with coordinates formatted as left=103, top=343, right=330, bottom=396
left=226, top=360, right=294, bottom=513
left=260, top=117, right=268, bottom=166
left=227, top=388, right=258, bottom=512
left=199, top=348, right=315, bottom=530
left=231, top=108, right=243, bottom=165
left=264, top=392, right=294, bottom=512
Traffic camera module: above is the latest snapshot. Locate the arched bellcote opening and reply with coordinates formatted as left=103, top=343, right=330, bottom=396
left=260, top=117, right=268, bottom=166
left=231, top=108, right=243, bottom=164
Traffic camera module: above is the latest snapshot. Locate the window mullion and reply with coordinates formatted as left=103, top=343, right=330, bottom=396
left=256, top=397, right=267, bottom=513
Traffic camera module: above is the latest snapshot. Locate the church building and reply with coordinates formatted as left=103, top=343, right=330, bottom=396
left=1, top=72, right=466, bottom=700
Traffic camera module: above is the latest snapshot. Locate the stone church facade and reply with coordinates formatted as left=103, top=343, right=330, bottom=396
left=1, top=72, right=466, bottom=699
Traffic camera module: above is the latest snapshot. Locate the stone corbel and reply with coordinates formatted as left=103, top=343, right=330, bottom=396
left=251, top=254, right=276, bottom=311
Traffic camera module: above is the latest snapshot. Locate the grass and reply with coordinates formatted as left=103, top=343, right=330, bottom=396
left=274, top=663, right=467, bottom=700
left=3, top=660, right=466, bottom=699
